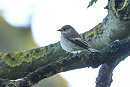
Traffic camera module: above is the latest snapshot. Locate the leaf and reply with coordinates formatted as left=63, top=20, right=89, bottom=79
left=87, top=0, right=98, bottom=8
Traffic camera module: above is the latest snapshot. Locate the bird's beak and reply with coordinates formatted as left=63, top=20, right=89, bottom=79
left=57, top=29, right=62, bottom=31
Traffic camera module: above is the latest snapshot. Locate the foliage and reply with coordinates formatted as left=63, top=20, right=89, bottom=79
left=87, top=0, right=98, bottom=8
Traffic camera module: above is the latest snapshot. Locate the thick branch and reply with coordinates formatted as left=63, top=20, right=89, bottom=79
left=96, top=64, right=113, bottom=87
left=0, top=38, right=130, bottom=87
left=96, top=0, right=130, bottom=86
left=0, top=43, right=67, bottom=79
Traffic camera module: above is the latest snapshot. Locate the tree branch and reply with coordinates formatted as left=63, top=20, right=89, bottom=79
left=0, top=38, right=130, bottom=87
left=96, top=64, right=113, bottom=87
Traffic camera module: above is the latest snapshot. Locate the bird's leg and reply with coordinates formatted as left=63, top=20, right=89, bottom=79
left=73, top=52, right=80, bottom=58
left=64, top=52, right=80, bottom=59
left=65, top=52, right=71, bottom=58
left=114, top=39, right=120, bottom=43
left=65, top=52, right=79, bottom=59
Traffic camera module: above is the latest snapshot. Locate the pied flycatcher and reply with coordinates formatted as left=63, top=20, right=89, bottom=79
left=57, top=25, right=99, bottom=53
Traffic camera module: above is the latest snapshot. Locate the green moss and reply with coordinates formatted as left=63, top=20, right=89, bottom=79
left=1, top=47, right=46, bottom=67
left=111, top=0, right=116, bottom=12
left=110, top=0, right=128, bottom=12
left=0, top=53, right=3, bottom=57
left=84, top=23, right=102, bottom=39
left=118, top=0, right=128, bottom=11
left=53, top=47, right=58, bottom=53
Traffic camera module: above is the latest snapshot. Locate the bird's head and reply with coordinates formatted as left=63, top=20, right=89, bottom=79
left=57, top=25, right=74, bottom=34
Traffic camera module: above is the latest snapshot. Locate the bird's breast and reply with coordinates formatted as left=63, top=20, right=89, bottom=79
left=60, top=35, right=83, bottom=53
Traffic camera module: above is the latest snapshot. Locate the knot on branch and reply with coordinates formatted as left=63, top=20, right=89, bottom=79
left=109, top=0, right=130, bottom=19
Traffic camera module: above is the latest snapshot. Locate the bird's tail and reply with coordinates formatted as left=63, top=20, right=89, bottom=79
left=87, top=47, right=99, bottom=52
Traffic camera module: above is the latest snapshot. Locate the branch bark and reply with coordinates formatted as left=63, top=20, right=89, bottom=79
left=0, top=38, right=130, bottom=87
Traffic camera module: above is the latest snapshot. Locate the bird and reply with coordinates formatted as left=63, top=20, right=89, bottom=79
left=57, top=25, right=99, bottom=54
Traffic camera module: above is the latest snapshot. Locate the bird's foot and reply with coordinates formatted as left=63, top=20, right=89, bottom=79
left=72, top=52, right=80, bottom=58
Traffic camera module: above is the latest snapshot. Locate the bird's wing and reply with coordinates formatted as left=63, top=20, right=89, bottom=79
left=68, top=37, right=90, bottom=49
left=68, top=37, right=99, bottom=52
